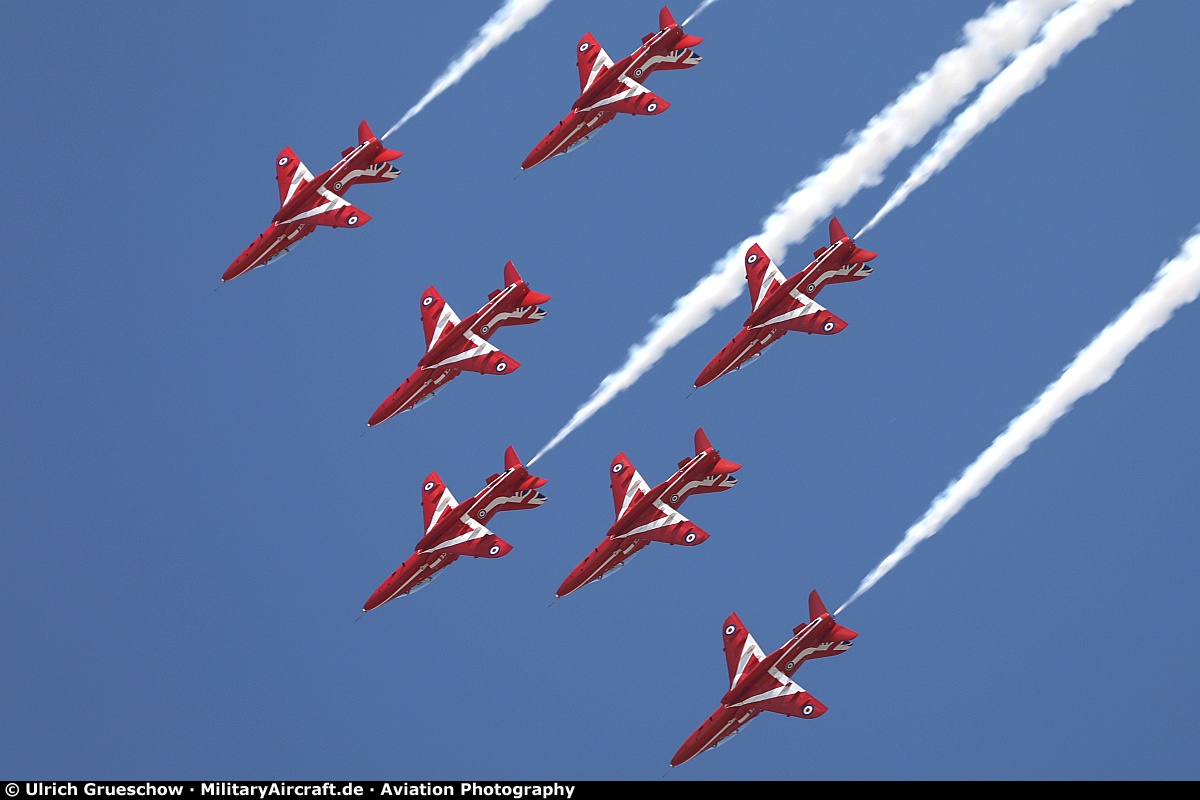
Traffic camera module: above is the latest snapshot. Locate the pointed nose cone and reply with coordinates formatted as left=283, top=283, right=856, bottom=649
left=695, top=357, right=725, bottom=388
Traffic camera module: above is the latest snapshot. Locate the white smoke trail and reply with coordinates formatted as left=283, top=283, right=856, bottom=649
left=529, top=0, right=1073, bottom=466
left=857, top=0, right=1135, bottom=238
left=383, top=0, right=555, bottom=140
left=683, top=0, right=719, bottom=27
left=837, top=226, right=1200, bottom=615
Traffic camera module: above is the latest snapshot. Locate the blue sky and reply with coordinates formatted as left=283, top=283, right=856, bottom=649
left=3, top=0, right=1198, bottom=781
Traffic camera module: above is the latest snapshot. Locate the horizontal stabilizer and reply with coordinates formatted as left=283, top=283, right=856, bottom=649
left=373, top=147, right=404, bottom=164
left=711, top=457, right=742, bottom=475
left=676, top=34, right=704, bottom=49
left=849, top=247, right=878, bottom=264
left=829, top=623, right=859, bottom=642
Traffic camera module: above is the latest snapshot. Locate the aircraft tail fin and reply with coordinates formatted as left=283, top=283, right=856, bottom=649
left=358, top=120, right=377, bottom=144
left=694, top=426, right=714, bottom=455
left=829, top=217, right=877, bottom=265
left=659, top=6, right=678, bottom=29
left=809, top=589, right=830, bottom=619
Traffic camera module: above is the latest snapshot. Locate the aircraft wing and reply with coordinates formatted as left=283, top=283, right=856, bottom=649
left=576, top=33, right=614, bottom=93
left=425, top=517, right=513, bottom=559
left=420, top=332, right=519, bottom=376
left=275, top=147, right=314, bottom=207
left=277, top=186, right=369, bottom=228
left=736, top=676, right=828, bottom=719
left=609, top=452, right=650, bottom=519
left=722, top=613, right=767, bottom=688
left=579, top=76, right=669, bottom=116
left=420, top=471, right=458, bottom=534
left=744, top=244, right=787, bottom=311
left=420, top=288, right=461, bottom=351
left=753, top=289, right=846, bottom=335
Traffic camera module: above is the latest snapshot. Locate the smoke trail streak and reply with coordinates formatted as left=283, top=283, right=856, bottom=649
left=683, top=0, right=719, bottom=27
left=529, top=0, right=1072, bottom=466
left=837, top=227, right=1200, bottom=615
left=857, top=0, right=1135, bottom=238
left=383, top=0, right=555, bottom=140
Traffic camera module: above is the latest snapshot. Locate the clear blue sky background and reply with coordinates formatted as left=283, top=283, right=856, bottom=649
left=3, top=0, right=1198, bottom=781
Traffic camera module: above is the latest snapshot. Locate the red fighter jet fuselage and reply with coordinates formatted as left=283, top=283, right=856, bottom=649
left=695, top=218, right=878, bottom=387
left=362, top=446, right=548, bottom=611
left=521, top=6, right=703, bottom=170
left=671, top=590, right=859, bottom=767
left=367, top=262, right=551, bottom=426
left=556, top=427, right=740, bottom=598
left=223, top=120, right=403, bottom=282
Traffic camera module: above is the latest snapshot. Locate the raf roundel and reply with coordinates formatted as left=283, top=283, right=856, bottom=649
left=334, top=181, right=343, bottom=190
left=802, top=704, right=815, bottom=717
left=646, top=102, right=658, bottom=113
left=347, top=215, right=359, bottom=226
left=684, top=532, right=697, bottom=543
left=495, top=362, right=508, bottom=373
left=612, top=463, right=624, bottom=474
left=422, top=296, right=434, bottom=307
left=489, top=544, right=501, bottom=556
left=635, top=68, right=643, bottom=77
left=725, top=624, right=737, bottom=636
left=786, top=661, right=795, bottom=671
left=277, top=156, right=290, bottom=167
left=478, top=510, right=487, bottom=518
left=481, top=325, right=490, bottom=333
left=424, top=481, right=436, bottom=492
left=670, top=494, right=679, bottom=503
left=822, top=320, right=836, bottom=333
left=747, top=252, right=759, bottom=265
left=579, top=42, right=590, bottom=52
left=807, top=283, right=817, bottom=293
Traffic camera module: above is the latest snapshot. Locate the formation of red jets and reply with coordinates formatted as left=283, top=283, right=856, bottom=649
left=223, top=6, right=876, bottom=769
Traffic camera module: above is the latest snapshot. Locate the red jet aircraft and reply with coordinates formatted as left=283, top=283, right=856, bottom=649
left=367, top=262, right=551, bottom=426
left=695, top=218, right=878, bottom=388
left=223, top=120, right=403, bottom=282
left=671, top=590, right=858, bottom=767
left=521, top=6, right=702, bottom=170
left=555, top=427, right=740, bottom=598
left=362, top=446, right=548, bottom=611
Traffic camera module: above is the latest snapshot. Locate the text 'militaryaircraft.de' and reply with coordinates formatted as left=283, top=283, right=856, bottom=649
left=362, top=447, right=548, bottom=612
left=671, top=590, right=858, bottom=767
left=695, top=218, right=879, bottom=388
left=223, top=120, right=402, bottom=282
left=521, top=6, right=703, bottom=170
left=555, top=427, right=740, bottom=598
left=367, top=262, right=551, bottom=427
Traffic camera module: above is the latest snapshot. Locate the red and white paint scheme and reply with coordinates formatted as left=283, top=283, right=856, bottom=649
left=362, top=446, right=548, bottom=612
left=223, top=120, right=403, bottom=282
left=695, top=218, right=878, bottom=387
left=670, top=591, right=859, bottom=767
left=555, top=427, right=739, bottom=598
left=367, top=262, right=551, bottom=426
left=521, top=6, right=703, bottom=170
